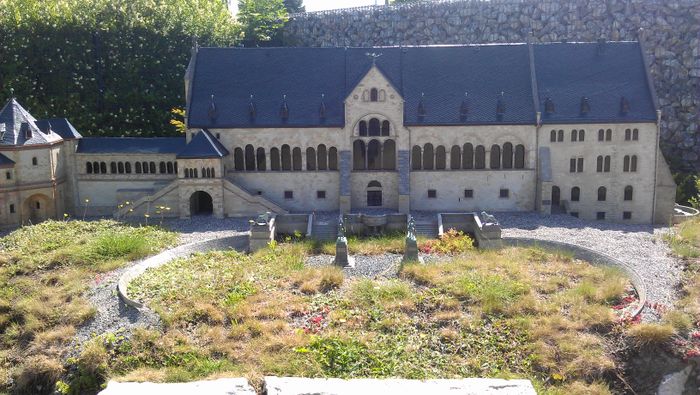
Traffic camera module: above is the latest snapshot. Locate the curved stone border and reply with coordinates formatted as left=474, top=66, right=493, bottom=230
left=503, top=237, right=647, bottom=318
left=118, top=235, right=249, bottom=309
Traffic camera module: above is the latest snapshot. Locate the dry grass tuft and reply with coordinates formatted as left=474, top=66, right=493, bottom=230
left=627, top=323, right=676, bottom=347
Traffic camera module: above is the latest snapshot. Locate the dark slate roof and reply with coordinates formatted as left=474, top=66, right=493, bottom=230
left=0, top=99, right=63, bottom=146
left=188, top=42, right=657, bottom=128
left=77, top=137, right=186, bottom=154
left=35, top=118, right=82, bottom=140
left=177, top=129, right=229, bottom=159
left=535, top=42, right=657, bottom=124
left=0, top=153, right=15, bottom=168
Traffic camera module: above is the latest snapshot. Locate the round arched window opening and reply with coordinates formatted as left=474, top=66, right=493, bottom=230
left=190, top=191, right=213, bottom=215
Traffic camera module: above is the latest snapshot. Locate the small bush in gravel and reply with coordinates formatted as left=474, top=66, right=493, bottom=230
left=419, top=228, right=474, bottom=255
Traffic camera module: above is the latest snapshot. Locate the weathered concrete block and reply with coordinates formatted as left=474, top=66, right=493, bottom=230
left=264, top=377, right=537, bottom=395
left=98, top=378, right=255, bottom=395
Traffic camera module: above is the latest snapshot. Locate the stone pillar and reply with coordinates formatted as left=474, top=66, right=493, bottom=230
left=339, top=150, right=351, bottom=213
left=397, top=150, right=410, bottom=214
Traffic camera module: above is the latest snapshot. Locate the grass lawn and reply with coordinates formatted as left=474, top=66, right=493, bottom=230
left=107, top=242, right=634, bottom=394
left=0, top=220, right=177, bottom=395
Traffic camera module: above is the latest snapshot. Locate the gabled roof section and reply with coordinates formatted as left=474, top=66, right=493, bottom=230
left=77, top=137, right=186, bottom=154
left=35, top=118, right=82, bottom=140
left=0, top=153, right=15, bottom=168
left=535, top=41, right=657, bottom=124
left=0, top=99, right=63, bottom=146
left=177, top=129, right=229, bottom=159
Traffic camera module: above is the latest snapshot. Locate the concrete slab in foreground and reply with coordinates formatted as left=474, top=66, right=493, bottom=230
left=98, top=378, right=256, bottom=395
left=264, top=377, right=537, bottom=395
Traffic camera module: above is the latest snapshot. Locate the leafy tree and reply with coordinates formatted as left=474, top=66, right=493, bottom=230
left=284, top=0, right=305, bottom=13
left=0, top=0, right=239, bottom=137
left=237, top=0, right=288, bottom=47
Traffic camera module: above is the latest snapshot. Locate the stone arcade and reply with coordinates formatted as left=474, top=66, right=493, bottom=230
left=0, top=41, right=676, bottom=227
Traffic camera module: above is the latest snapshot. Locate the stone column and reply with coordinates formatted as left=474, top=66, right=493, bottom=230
left=397, top=150, right=410, bottom=213
left=339, top=150, right=351, bottom=213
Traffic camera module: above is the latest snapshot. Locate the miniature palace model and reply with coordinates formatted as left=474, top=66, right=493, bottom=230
left=0, top=41, right=677, bottom=227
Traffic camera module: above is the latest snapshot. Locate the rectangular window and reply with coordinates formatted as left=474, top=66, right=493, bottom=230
left=5, top=171, right=10, bottom=180
left=569, top=158, right=576, bottom=173
left=577, top=158, right=584, bottom=172
left=596, top=212, right=605, bottom=220
left=9, top=204, right=15, bottom=214
left=317, top=190, right=326, bottom=199
left=284, top=190, right=293, bottom=199
left=464, top=189, right=473, bottom=198
left=257, top=190, right=263, bottom=195
left=428, top=189, right=437, bottom=198
left=623, top=211, right=632, bottom=220
left=570, top=212, right=579, bottom=218
left=499, top=189, right=509, bottom=199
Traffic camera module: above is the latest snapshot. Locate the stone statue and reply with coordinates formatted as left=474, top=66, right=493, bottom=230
left=403, top=214, right=420, bottom=263
left=336, top=215, right=346, bottom=241
left=255, top=212, right=270, bottom=225
left=334, top=214, right=353, bottom=267
left=480, top=211, right=498, bottom=226
left=406, top=215, right=416, bottom=241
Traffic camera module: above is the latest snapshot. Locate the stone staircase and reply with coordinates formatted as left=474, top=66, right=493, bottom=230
left=414, top=221, right=438, bottom=238
left=312, top=221, right=339, bottom=241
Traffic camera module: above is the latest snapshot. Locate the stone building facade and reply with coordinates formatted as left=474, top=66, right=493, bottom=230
left=0, top=41, right=677, bottom=227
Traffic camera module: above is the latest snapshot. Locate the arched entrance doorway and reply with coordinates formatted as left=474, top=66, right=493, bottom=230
left=190, top=191, right=213, bottom=215
left=367, top=181, right=382, bottom=207
left=23, top=194, right=51, bottom=224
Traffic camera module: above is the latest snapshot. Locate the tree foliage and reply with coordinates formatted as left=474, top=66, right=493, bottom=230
left=0, top=0, right=239, bottom=137
left=237, top=0, right=288, bottom=47
left=283, top=0, right=305, bottom=13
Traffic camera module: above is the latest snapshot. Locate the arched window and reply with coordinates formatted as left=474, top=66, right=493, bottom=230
left=632, top=129, right=639, bottom=140
left=623, top=155, right=630, bottom=172
left=135, top=162, right=142, bottom=174
left=359, top=121, right=367, bottom=136
left=174, top=162, right=178, bottom=174
left=92, top=161, right=99, bottom=174
left=184, top=168, right=189, bottom=178
left=353, top=140, right=366, bottom=170
left=411, top=145, right=422, bottom=170
left=474, top=145, right=486, bottom=169
left=166, top=162, right=173, bottom=174
left=110, top=162, right=117, bottom=174
left=514, top=144, right=525, bottom=169
left=435, top=146, right=446, bottom=170
left=450, top=145, right=461, bottom=170
left=328, top=147, right=338, bottom=170
left=625, top=129, right=631, bottom=141
left=557, top=130, right=564, bottom=142
left=368, top=118, right=380, bottom=136
left=118, top=162, right=124, bottom=174
left=597, top=186, right=607, bottom=201
left=381, top=120, right=390, bottom=136
left=423, top=143, right=434, bottom=170
left=604, top=156, right=610, bottom=172
left=598, top=129, right=605, bottom=141
left=202, top=167, right=207, bottom=178
left=596, top=156, right=604, bottom=172
left=605, top=129, right=612, bottom=141
left=502, top=142, right=513, bottom=169
left=245, top=145, right=255, bottom=171
left=100, top=162, right=107, bottom=174
left=292, top=147, right=302, bottom=171
left=306, top=147, right=316, bottom=170
left=317, top=145, right=327, bottom=170
left=578, top=130, right=585, bottom=141
left=490, top=144, right=501, bottom=169
left=550, top=130, right=556, bottom=142
left=624, top=186, right=633, bottom=201
left=631, top=155, right=637, bottom=172
left=194, top=168, right=198, bottom=178
left=149, top=162, right=156, bottom=174
left=383, top=139, right=396, bottom=170
left=368, top=180, right=381, bottom=188
left=271, top=147, right=281, bottom=171
left=234, top=147, right=244, bottom=171
left=571, top=186, right=580, bottom=202
left=281, top=145, right=292, bottom=171
left=142, top=161, right=149, bottom=174
left=211, top=168, right=215, bottom=178
left=367, top=140, right=381, bottom=170
left=571, top=129, right=577, bottom=142
left=86, top=162, right=93, bottom=174
left=159, top=161, right=166, bottom=174
left=462, top=143, right=473, bottom=169
left=256, top=147, right=266, bottom=171
left=370, top=88, right=378, bottom=102
left=125, top=162, right=131, bottom=174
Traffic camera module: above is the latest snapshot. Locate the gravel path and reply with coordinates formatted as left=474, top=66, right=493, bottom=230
left=306, top=254, right=402, bottom=278
left=497, top=212, right=683, bottom=320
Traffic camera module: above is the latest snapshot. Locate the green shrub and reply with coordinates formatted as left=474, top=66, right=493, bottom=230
left=92, top=232, right=148, bottom=259
left=419, top=229, right=474, bottom=255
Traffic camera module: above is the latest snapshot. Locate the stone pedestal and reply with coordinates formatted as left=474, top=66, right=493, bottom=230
left=402, top=236, right=421, bottom=263
left=333, top=236, right=355, bottom=267
left=249, top=213, right=276, bottom=253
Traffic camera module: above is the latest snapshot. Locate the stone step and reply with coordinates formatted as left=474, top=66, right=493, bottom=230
left=313, top=224, right=338, bottom=241
left=414, top=222, right=438, bottom=238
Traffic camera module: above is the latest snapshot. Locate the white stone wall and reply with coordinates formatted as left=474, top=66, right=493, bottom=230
left=231, top=172, right=339, bottom=212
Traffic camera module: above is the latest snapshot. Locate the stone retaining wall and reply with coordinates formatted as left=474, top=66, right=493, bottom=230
left=284, top=0, right=700, bottom=169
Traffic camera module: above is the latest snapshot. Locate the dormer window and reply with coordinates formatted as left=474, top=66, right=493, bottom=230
left=370, top=88, right=378, bottom=102
left=319, top=93, right=326, bottom=121
left=620, top=96, right=630, bottom=115
left=23, top=123, right=32, bottom=139
left=496, top=92, right=506, bottom=119
left=580, top=96, right=590, bottom=115
left=459, top=93, right=469, bottom=122
left=544, top=97, right=555, bottom=114
left=248, top=95, right=256, bottom=121
left=417, top=93, right=426, bottom=121
left=280, top=94, right=289, bottom=122
left=208, top=94, right=217, bottom=121
left=0, top=123, right=5, bottom=140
